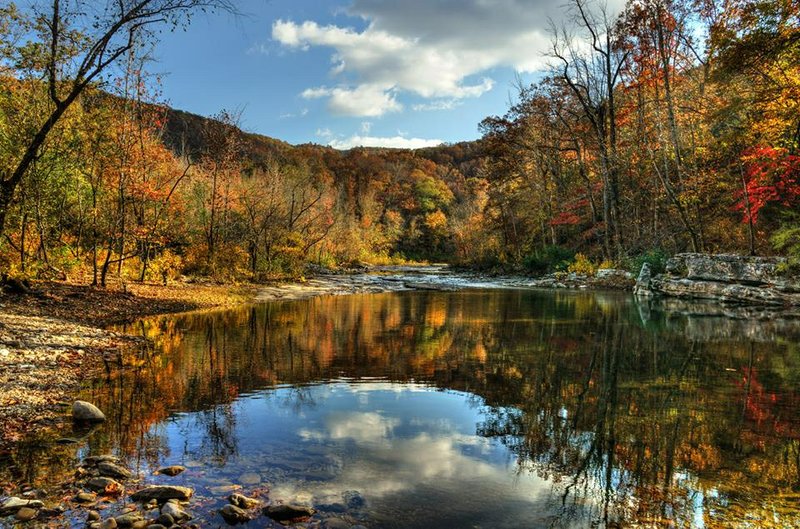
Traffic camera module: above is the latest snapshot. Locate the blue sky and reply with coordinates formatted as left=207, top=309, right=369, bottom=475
left=149, top=0, right=608, bottom=149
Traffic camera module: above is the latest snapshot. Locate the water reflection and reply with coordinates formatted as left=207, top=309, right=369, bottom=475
left=2, top=289, right=800, bottom=528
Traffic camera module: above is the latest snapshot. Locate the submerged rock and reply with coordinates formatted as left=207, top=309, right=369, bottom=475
left=130, top=486, right=193, bottom=502
left=72, top=401, right=106, bottom=422
left=75, top=492, right=97, bottom=503
left=154, top=465, right=185, bottom=477
left=264, top=504, right=316, bottom=521
left=220, top=504, right=250, bottom=524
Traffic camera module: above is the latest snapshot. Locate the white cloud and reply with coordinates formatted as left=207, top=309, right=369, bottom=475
left=327, top=135, right=443, bottom=150
left=302, top=84, right=402, bottom=117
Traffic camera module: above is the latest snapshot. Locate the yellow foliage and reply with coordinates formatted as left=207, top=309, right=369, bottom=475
left=568, top=253, right=597, bottom=276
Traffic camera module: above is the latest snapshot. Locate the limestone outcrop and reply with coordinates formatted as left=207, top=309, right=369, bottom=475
left=635, top=253, right=800, bottom=306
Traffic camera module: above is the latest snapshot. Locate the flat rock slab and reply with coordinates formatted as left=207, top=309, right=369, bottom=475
left=0, top=497, right=44, bottom=515
left=130, top=485, right=193, bottom=502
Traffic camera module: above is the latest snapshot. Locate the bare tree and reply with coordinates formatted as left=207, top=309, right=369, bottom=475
left=0, top=0, right=236, bottom=242
left=550, top=0, right=629, bottom=258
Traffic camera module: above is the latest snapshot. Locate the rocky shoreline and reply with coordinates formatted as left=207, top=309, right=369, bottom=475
left=1, top=449, right=350, bottom=528
left=635, top=253, right=800, bottom=307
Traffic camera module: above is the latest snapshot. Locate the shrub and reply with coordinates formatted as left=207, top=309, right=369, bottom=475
left=568, top=253, right=596, bottom=276
left=628, top=249, right=669, bottom=276
left=523, top=245, right=575, bottom=275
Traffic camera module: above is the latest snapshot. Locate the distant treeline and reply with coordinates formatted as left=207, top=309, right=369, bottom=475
left=0, top=0, right=798, bottom=284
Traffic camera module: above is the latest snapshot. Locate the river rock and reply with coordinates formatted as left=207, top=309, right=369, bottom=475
left=264, top=504, right=315, bottom=521
left=155, top=466, right=185, bottom=477
left=84, top=455, right=121, bottom=466
left=75, top=492, right=97, bottom=503
left=668, top=253, right=784, bottom=284
left=154, top=513, right=174, bottom=526
left=101, top=518, right=117, bottom=529
left=115, top=513, right=143, bottom=527
left=160, top=501, right=190, bottom=521
left=220, top=504, right=250, bottom=524
left=237, top=472, right=260, bottom=485
left=634, top=262, right=653, bottom=297
left=86, top=477, right=122, bottom=493
left=0, top=497, right=44, bottom=515
left=72, top=401, right=106, bottom=422
left=88, top=511, right=101, bottom=521
left=130, top=486, right=193, bottom=502
left=98, top=462, right=132, bottom=480
left=15, top=507, right=37, bottom=521
left=229, top=493, right=260, bottom=509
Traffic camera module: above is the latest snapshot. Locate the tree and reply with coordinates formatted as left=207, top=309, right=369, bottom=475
left=0, top=0, right=235, bottom=245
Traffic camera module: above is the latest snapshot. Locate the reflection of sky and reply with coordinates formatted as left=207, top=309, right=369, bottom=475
left=154, top=381, right=585, bottom=528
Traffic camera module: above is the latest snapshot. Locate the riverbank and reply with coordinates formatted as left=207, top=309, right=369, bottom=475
left=0, top=280, right=258, bottom=444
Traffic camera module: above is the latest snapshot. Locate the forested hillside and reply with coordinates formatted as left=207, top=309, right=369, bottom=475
left=0, top=0, right=798, bottom=284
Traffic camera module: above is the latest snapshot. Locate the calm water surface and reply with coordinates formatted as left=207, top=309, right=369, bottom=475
left=4, top=289, right=800, bottom=528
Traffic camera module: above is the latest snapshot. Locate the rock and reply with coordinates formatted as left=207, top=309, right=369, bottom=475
left=229, top=493, right=260, bottom=509
left=637, top=253, right=800, bottom=306
left=315, top=502, right=347, bottom=513
left=131, top=522, right=149, bottom=529
left=146, top=525, right=167, bottom=529
left=155, top=466, right=185, bottom=477
left=237, top=472, right=260, bottom=485
left=72, top=401, right=106, bottom=422
left=343, top=491, right=365, bottom=509
left=667, top=253, right=784, bottom=284
left=98, top=461, right=132, bottom=480
left=220, top=504, right=250, bottom=524
left=15, top=507, right=37, bottom=521
left=115, top=513, right=144, bottom=527
left=0, top=497, right=44, bottom=515
left=155, top=513, right=174, bottom=526
left=130, top=486, right=193, bottom=502
left=90, top=523, right=101, bottom=529
left=100, top=518, right=118, bottom=529
left=83, top=455, right=121, bottom=466
left=75, top=492, right=97, bottom=503
left=88, top=510, right=101, bottom=521
left=160, top=501, right=190, bottom=522
left=634, top=262, right=653, bottom=297
left=264, top=504, right=316, bottom=521
left=86, top=477, right=123, bottom=494
left=322, top=518, right=351, bottom=529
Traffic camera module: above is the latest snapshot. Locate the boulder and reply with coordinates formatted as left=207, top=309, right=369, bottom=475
left=98, top=462, right=132, bottom=480
left=219, top=504, right=250, bottom=524
left=229, top=493, right=260, bottom=509
left=72, top=401, right=106, bottom=422
left=130, top=486, right=193, bottom=502
left=634, top=262, right=653, bottom=297
left=264, top=504, right=315, bottom=521
left=160, top=501, right=190, bottom=521
left=1, top=497, right=47, bottom=515
left=86, top=477, right=123, bottom=494
left=114, top=513, right=143, bottom=528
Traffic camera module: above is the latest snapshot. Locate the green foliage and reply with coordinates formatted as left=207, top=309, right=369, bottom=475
left=627, top=249, right=669, bottom=276
left=772, top=213, right=800, bottom=277
left=523, top=245, right=575, bottom=275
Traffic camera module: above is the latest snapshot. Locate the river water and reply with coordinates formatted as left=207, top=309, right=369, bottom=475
left=3, top=288, right=800, bottom=527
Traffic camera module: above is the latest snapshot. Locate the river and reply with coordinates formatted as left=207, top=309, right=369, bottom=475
left=2, top=287, right=800, bottom=528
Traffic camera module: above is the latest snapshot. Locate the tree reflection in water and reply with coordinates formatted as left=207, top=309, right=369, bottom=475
left=2, top=289, right=800, bottom=527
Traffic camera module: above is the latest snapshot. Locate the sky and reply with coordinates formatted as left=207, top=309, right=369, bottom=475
left=148, top=0, right=616, bottom=149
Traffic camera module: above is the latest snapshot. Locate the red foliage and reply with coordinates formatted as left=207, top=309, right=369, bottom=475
left=735, top=146, right=800, bottom=223
left=549, top=211, right=582, bottom=226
